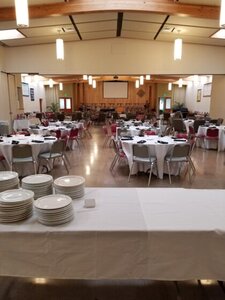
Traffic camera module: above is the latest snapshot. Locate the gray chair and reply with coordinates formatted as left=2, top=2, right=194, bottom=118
left=128, top=144, right=157, bottom=186
left=0, top=124, right=9, bottom=136
left=165, top=143, right=193, bottom=184
left=38, top=140, right=69, bottom=173
left=11, top=144, right=37, bottom=174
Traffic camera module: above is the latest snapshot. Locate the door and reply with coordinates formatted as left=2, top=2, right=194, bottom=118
left=159, top=97, right=171, bottom=113
left=59, top=97, right=72, bottom=113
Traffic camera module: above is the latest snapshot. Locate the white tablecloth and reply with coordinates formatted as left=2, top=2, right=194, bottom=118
left=0, top=135, right=56, bottom=171
left=121, top=135, right=186, bottom=179
left=13, top=119, right=30, bottom=131
left=0, top=187, right=225, bottom=281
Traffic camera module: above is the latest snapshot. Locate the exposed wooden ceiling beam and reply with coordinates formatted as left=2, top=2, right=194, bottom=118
left=0, top=0, right=220, bottom=21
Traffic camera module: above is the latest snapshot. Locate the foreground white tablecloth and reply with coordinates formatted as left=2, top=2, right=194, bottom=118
left=0, top=187, right=225, bottom=281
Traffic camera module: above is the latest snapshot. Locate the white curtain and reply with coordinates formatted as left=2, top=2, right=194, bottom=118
left=45, top=86, right=59, bottom=109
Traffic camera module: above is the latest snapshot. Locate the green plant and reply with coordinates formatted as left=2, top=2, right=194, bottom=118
left=47, top=102, right=59, bottom=112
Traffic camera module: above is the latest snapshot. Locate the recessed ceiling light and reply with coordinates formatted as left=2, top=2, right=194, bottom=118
left=211, top=29, right=225, bottom=39
left=0, top=29, right=25, bottom=41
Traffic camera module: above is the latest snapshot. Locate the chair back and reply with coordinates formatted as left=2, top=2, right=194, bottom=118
left=206, top=127, right=219, bottom=138
left=51, top=140, right=65, bottom=155
left=0, top=124, right=9, bottom=136
left=145, top=130, right=156, bottom=135
left=133, top=144, right=149, bottom=159
left=169, top=143, right=191, bottom=159
left=12, top=144, right=33, bottom=159
left=217, top=118, right=223, bottom=126
left=69, top=128, right=79, bottom=138
left=193, top=119, right=205, bottom=133
left=172, top=119, right=186, bottom=132
left=55, top=129, right=61, bottom=139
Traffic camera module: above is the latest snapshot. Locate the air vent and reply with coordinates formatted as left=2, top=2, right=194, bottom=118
left=162, top=26, right=174, bottom=33
left=62, top=26, right=75, bottom=33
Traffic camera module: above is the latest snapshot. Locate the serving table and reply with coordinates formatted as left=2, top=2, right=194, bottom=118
left=0, top=187, right=225, bottom=281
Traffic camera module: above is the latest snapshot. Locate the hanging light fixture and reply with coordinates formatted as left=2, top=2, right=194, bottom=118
left=220, top=0, right=225, bottom=27
left=88, top=75, right=93, bottom=85
left=56, top=30, right=64, bottom=60
left=140, top=75, right=144, bottom=85
left=92, top=79, right=96, bottom=89
left=49, top=79, right=54, bottom=88
left=15, top=0, right=29, bottom=27
left=59, top=82, right=63, bottom=91
left=168, top=83, right=172, bottom=91
left=135, top=80, right=140, bottom=89
left=83, top=75, right=88, bottom=80
left=178, top=78, right=183, bottom=88
left=174, top=38, right=182, bottom=60
left=145, top=75, right=151, bottom=80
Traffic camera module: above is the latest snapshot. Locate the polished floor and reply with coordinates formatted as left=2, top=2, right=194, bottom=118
left=1, top=125, right=225, bottom=300
left=51, top=125, right=225, bottom=189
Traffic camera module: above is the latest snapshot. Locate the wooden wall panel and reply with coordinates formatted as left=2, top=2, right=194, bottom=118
left=75, top=81, right=157, bottom=111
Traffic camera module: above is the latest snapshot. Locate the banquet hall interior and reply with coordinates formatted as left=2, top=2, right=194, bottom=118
left=1, top=0, right=225, bottom=299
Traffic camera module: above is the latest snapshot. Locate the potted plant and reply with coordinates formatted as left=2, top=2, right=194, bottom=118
left=47, top=102, right=59, bottom=113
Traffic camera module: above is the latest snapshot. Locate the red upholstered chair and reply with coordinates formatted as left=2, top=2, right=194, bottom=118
left=176, top=133, right=188, bottom=139
left=145, top=130, right=156, bottom=135
left=204, top=127, right=219, bottom=149
left=55, top=129, right=61, bottom=140
left=110, top=139, right=127, bottom=171
left=68, top=128, right=80, bottom=149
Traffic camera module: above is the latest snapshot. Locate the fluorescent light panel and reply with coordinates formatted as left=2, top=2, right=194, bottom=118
left=15, top=0, right=29, bottom=27
left=220, top=0, right=225, bottom=27
left=174, top=38, right=182, bottom=60
left=56, top=38, right=64, bottom=60
left=0, top=29, right=25, bottom=40
left=211, top=29, right=225, bottom=39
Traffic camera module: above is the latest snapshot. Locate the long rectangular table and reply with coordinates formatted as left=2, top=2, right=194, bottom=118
left=0, top=187, right=225, bottom=281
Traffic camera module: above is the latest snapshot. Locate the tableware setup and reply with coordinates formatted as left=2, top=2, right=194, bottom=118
left=0, top=171, right=19, bottom=192
left=34, top=194, right=74, bottom=226
left=0, top=188, right=34, bottom=223
left=54, top=175, right=85, bottom=200
left=21, top=174, right=53, bottom=200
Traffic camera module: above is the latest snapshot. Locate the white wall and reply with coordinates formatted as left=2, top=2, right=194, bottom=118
left=4, top=38, right=225, bottom=75
left=210, top=75, right=225, bottom=121
left=22, top=76, right=46, bottom=113
left=185, top=77, right=211, bottom=113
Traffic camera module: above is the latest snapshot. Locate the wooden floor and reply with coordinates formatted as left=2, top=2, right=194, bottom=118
left=1, top=125, right=225, bottom=300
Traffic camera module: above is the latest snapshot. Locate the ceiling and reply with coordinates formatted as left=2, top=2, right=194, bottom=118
left=0, top=0, right=223, bottom=83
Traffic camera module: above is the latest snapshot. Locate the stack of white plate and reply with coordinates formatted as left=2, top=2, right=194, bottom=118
left=0, top=189, right=34, bottom=223
left=0, top=171, right=19, bottom=193
left=21, top=174, right=53, bottom=200
left=34, top=194, right=74, bottom=226
left=54, top=176, right=85, bottom=200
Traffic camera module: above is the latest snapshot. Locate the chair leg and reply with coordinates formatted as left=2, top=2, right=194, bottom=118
left=148, top=164, right=153, bottom=186
left=110, top=155, right=118, bottom=171
left=167, top=161, right=172, bottom=184
left=62, top=156, right=69, bottom=174
left=33, top=161, right=37, bottom=174
left=128, top=163, right=134, bottom=182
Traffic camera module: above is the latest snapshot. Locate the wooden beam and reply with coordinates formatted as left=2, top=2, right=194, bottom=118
left=0, top=0, right=220, bottom=21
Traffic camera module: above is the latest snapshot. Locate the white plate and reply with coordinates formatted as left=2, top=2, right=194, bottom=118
left=34, top=194, right=72, bottom=210
left=38, top=214, right=74, bottom=226
left=22, top=174, right=53, bottom=185
left=0, top=171, right=18, bottom=182
left=54, top=176, right=85, bottom=188
left=0, top=189, right=34, bottom=204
